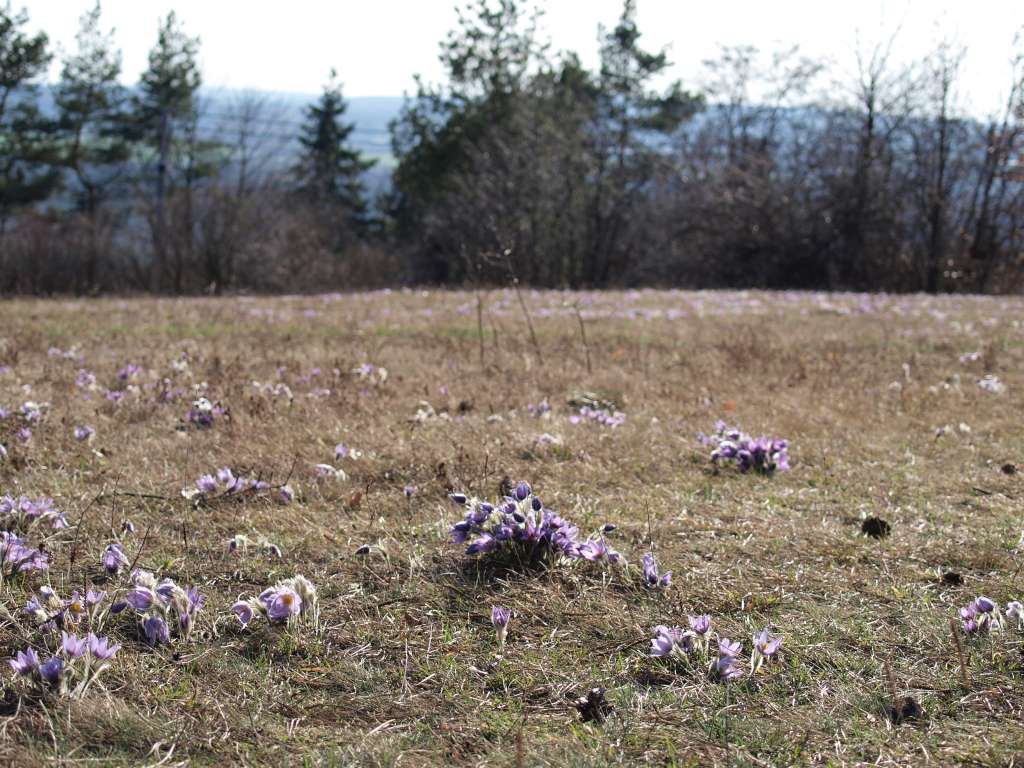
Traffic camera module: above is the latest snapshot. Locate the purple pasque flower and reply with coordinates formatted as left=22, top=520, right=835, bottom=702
left=142, top=615, right=170, bottom=645
left=259, top=586, right=302, bottom=623
left=73, top=425, right=95, bottom=442
left=37, top=585, right=62, bottom=609
left=176, top=587, right=205, bottom=635
left=960, top=611, right=980, bottom=634
left=689, top=614, right=712, bottom=638
left=124, top=586, right=155, bottom=612
left=0, top=495, right=66, bottom=531
left=87, top=633, right=119, bottom=660
left=196, top=474, right=218, bottom=494
left=8, top=647, right=40, bottom=676
left=751, top=627, right=782, bottom=673
left=65, top=591, right=90, bottom=622
left=75, top=369, right=97, bottom=389
left=187, top=586, right=206, bottom=614
left=491, top=605, right=511, bottom=648
left=216, top=467, right=236, bottom=490
left=466, top=533, right=497, bottom=555
left=960, top=596, right=1001, bottom=635
left=1007, top=600, right=1024, bottom=628
left=650, top=625, right=678, bottom=657
left=187, top=397, right=218, bottom=428
left=526, top=398, right=551, bottom=418
left=314, top=463, right=345, bottom=479
left=974, top=596, right=996, bottom=614
left=717, top=637, right=742, bottom=658
left=101, top=542, right=130, bottom=575
left=650, top=625, right=694, bottom=658
left=713, top=653, right=744, bottom=682
left=237, top=576, right=316, bottom=629
left=450, top=521, right=472, bottom=544
left=61, top=631, right=89, bottom=658
left=277, top=485, right=295, bottom=504
left=491, top=605, right=511, bottom=628
left=20, top=401, right=45, bottom=422
left=579, top=536, right=622, bottom=564
left=39, top=656, right=63, bottom=684
left=232, top=600, right=256, bottom=627
left=24, top=593, right=48, bottom=622
left=403, top=485, right=417, bottom=498
left=0, top=531, right=49, bottom=574
left=641, top=552, right=671, bottom=590
left=133, top=578, right=203, bottom=639
left=753, top=628, right=782, bottom=657
left=155, top=578, right=175, bottom=602
left=685, top=615, right=714, bottom=655
left=117, top=363, right=141, bottom=382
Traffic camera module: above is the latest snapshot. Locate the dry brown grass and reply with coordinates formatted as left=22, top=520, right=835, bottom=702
left=0, top=289, right=1023, bottom=767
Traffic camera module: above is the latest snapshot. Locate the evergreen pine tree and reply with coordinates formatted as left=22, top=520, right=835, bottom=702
left=0, top=3, right=60, bottom=240
left=294, top=69, right=375, bottom=234
left=55, top=1, right=132, bottom=290
left=56, top=1, right=130, bottom=214
left=132, top=11, right=201, bottom=291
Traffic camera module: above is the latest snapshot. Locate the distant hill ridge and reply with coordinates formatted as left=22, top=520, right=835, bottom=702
left=31, top=86, right=405, bottom=169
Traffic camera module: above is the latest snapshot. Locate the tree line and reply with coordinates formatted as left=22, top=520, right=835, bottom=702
left=1, top=0, right=1023, bottom=294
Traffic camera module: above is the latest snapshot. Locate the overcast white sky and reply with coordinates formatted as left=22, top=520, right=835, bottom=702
left=22, top=0, right=1024, bottom=115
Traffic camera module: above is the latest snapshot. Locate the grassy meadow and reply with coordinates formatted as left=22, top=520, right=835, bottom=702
left=0, top=289, right=1022, bottom=767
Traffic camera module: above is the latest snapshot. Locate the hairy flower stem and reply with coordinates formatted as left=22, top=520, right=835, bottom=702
left=950, top=617, right=970, bottom=689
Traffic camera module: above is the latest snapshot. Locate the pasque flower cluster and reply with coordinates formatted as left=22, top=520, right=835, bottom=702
left=650, top=615, right=781, bottom=683
left=232, top=575, right=319, bottom=629
left=957, top=595, right=1024, bottom=636
left=24, top=586, right=106, bottom=631
left=0, top=495, right=69, bottom=531
left=450, top=481, right=600, bottom=562
left=699, top=421, right=790, bottom=475
left=111, top=569, right=205, bottom=646
left=9, top=631, right=119, bottom=697
left=0, top=531, right=49, bottom=579
left=193, top=467, right=271, bottom=497
left=186, top=396, right=225, bottom=429
left=570, top=406, right=626, bottom=428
